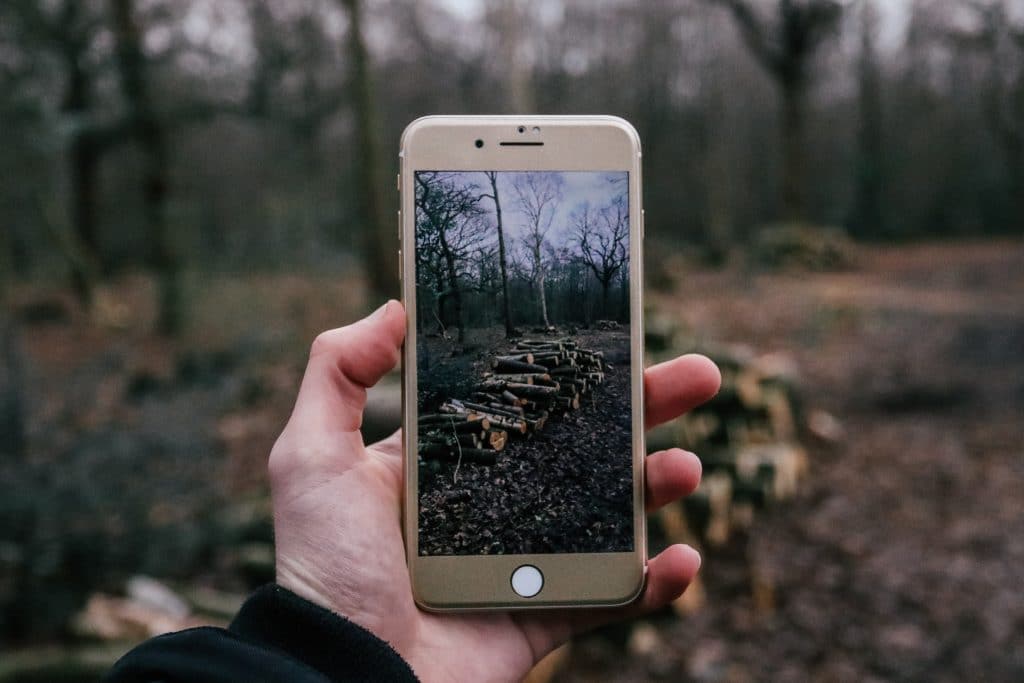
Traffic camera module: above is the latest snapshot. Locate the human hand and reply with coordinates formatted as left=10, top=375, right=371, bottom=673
left=271, top=300, right=720, bottom=682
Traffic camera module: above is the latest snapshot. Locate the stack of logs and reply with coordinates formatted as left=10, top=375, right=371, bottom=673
left=646, top=313, right=811, bottom=549
left=418, top=339, right=608, bottom=465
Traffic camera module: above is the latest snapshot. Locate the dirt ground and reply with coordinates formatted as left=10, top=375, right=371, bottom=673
left=560, top=241, right=1024, bottom=682
left=417, top=328, right=634, bottom=556
left=2, top=241, right=1022, bottom=682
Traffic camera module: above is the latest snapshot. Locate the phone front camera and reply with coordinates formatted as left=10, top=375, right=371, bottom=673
left=517, top=126, right=526, bottom=134
left=475, top=139, right=484, bottom=148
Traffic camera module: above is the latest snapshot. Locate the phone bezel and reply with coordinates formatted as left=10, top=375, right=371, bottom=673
left=400, top=116, right=646, bottom=610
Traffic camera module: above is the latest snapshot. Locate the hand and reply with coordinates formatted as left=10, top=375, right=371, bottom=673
left=271, top=301, right=720, bottom=682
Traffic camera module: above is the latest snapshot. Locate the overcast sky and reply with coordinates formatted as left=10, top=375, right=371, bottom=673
left=433, top=171, right=628, bottom=250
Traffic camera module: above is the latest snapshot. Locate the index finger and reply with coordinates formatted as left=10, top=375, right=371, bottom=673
left=644, top=354, right=720, bottom=429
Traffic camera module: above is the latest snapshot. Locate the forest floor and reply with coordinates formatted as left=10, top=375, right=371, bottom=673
left=1, top=240, right=1022, bottom=682
left=562, top=240, right=1024, bottom=682
left=417, top=327, right=634, bottom=556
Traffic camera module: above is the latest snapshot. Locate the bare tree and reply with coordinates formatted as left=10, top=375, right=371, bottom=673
left=571, top=195, right=629, bottom=319
left=948, top=0, right=1024, bottom=226
left=851, top=0, right=885, bottom=237
left=486, top=0, right=535, bottom=112
left=341, top=0, right=395, bottom=300
left=415, top=173, right=487, bottom=343
left=511, top=172, right=564, bottom=328
left=6, top=1, right=108, bottom=303
left=480, top=172, right=514, bottom=336
left=111, top=0, right=181, bottom=335
left=709, top=0, right=844, bottom=222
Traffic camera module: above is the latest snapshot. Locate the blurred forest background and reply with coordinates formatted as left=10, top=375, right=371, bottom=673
left=0, top=0, right=1022, bottom=681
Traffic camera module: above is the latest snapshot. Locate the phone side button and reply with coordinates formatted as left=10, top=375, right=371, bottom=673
left=511, top=565, right=543, bottom=598
left=397, top=209, right=402, bottom=241
left=397, top=249, right=402, bottom=281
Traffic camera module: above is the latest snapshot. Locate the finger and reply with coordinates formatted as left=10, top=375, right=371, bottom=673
left=514, top=544, right=701, bottom=655
left=625, top=544, right=701, bottom=615
left=645, top=448, right=702, bottom=512
left=644, top=354, right=721, bottom=429
left=288, top=300, right=406, bottom=434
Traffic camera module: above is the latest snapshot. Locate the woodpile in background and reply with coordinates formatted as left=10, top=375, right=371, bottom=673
left=418, top=338, right=608, bottom=465
left=526, top=315, right=833, bottom=683
left=647, top=315, right=816, bottom=552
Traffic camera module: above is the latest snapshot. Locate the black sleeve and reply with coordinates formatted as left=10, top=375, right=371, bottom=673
left=105, top=584, right=419, bottom=683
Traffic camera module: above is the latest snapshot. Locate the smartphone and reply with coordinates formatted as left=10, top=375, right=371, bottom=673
left=399, top=116, right=645, bottom=610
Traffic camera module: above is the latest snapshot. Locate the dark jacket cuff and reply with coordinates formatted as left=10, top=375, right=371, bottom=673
left=229, top=584, right=418, bottom=682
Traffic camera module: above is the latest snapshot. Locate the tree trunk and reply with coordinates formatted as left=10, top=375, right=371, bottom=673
left=487, top=172, right=514, bottom=337
left=619, top=268, right=629, bottom=322
left=341, top=0, right=395, bottom=301
left=62, top=35, right=101, bottom=305
left=781, top=78, right=807, bottom=223
left=438, top=232, right=464, bottom=343
left=111, top=0, right=182, bottom=336
left=0, top=318, right=26, bottom=460
left=599, top=278, right=610, bottom=319
left=851, top=1, right=885, bottom=238
left=536, top=273, right=550, bottom=328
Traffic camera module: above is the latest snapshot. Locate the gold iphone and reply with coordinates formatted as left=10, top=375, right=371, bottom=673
left=399, top=116, right=645, bottom=609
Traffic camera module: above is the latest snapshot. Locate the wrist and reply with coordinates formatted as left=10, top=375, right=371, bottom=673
left=230, top=584, right=418, bottom=682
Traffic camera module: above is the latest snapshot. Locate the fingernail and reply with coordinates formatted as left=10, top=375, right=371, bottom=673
left=369, top=301, right=390, bottom=321
left=682, top=545, right=702, bottom=570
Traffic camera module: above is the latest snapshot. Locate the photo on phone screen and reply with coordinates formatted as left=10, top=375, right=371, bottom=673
left=414, top=170, right=633, bottom=556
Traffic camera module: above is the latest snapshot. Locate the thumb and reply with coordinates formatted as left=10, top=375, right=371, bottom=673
left=287, top=300, right=406, bottom=435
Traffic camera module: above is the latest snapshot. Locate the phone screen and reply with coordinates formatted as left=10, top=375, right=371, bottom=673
left=414, top=170, right=633, bottom=556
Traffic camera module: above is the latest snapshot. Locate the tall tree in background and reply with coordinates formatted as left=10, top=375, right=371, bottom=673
left=341, top=0, right=394, bottom=300
left=950, top=0, right=1024, bottom=229
left=851, top=0, right=885, bottom=237
left=488, top=0, right=535, bottom=113
left=512, top=172, right=563, bottom=329
left=571, top=196, right=629, bottom=319
left=7, top=1, right=106, bottom=304
left=415, top=173, right=486, bottom=343
left=710, top=0, right=844, bottom=222
left=481, top=172, right=514, bottom=337
left=111, top=0, right=180, bottom=335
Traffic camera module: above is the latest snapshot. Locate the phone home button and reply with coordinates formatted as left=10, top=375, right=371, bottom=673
left=511, top=565, right=543, bottom=598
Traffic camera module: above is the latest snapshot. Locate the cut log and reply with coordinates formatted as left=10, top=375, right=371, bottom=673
left=683, top=471, right=733, bottom=546
left=500, top=390, right=526, bottom=407
left=499, top=382, right=558, bottom=398
left=437, top=403, right=471, bottom=416
left=530, top=352, right=563, bottom=367
left=419, top=413, right=486, bottom=426
left=485, top=429, right=508, bottom=451
left=493, top=353, right=535, bottom=365
left=419, top=443, right=497, bottom=464
left=483, top=372, right=539, bottom=385
left=486, top=401, right=524, bottom=416
left=554, top=395, right=580, bottom=410
left=464, top=411, right=527, bottom=434
left=517, top=340, right=563, bottom=349
left=461, top=401, right=523, bottom=420
left=492, top=359, right=549, bottom=374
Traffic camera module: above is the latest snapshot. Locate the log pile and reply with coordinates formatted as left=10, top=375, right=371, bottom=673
left=646, top=314, right=817, bottom=549
left=418, top=338, right=609, bottom=464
